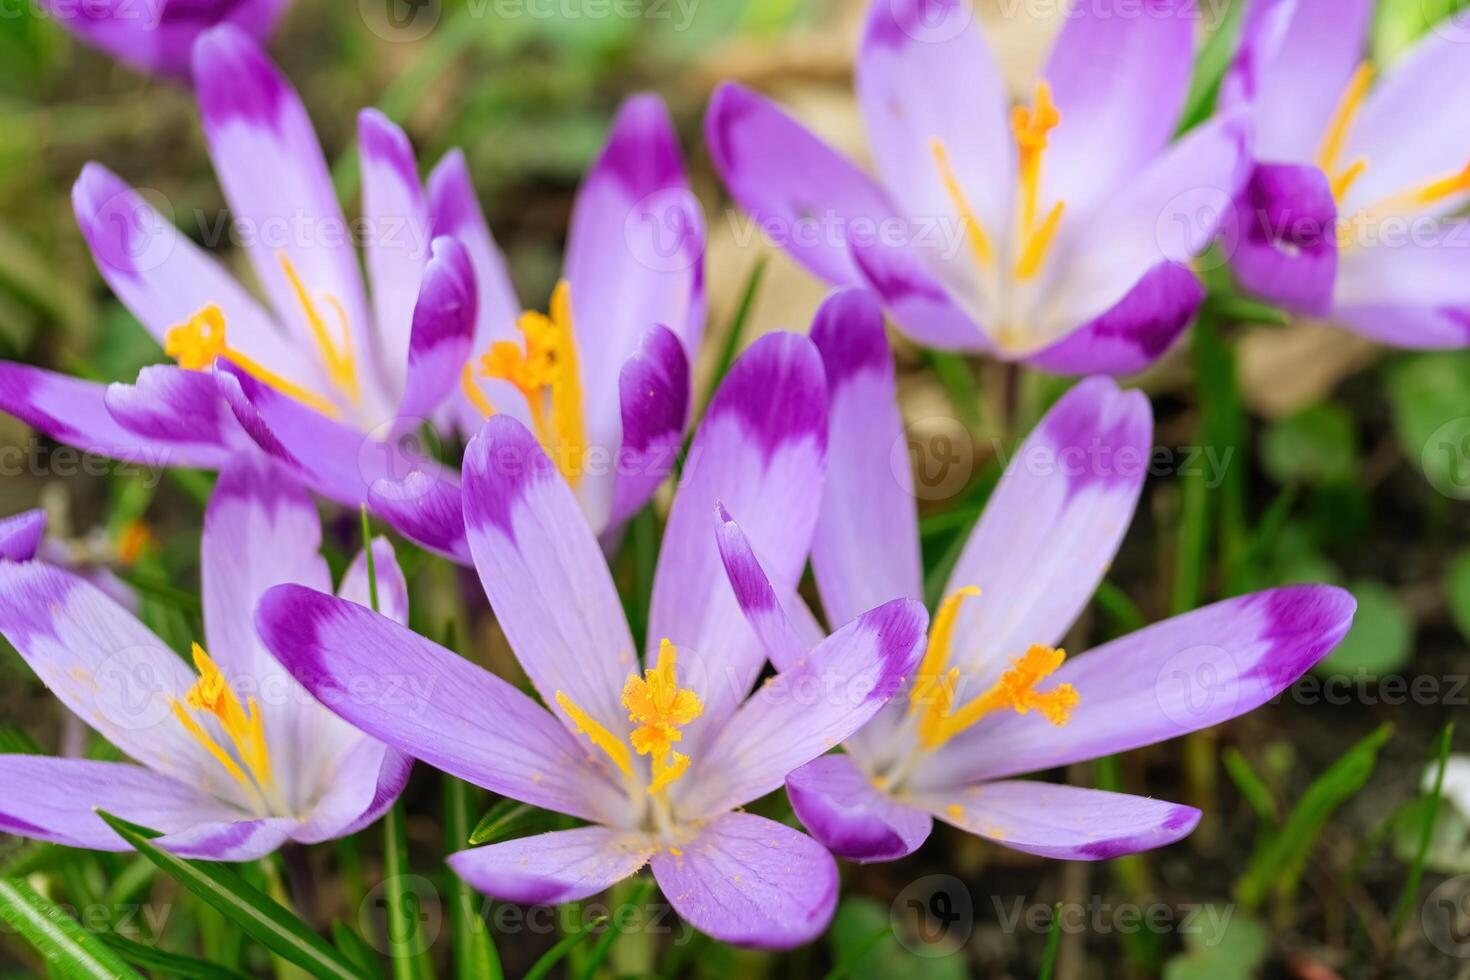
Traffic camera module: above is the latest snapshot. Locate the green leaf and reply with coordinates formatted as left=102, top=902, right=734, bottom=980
left=0, top=876, right=144, bottom=979
left=1161, top=906, right=1268, bottom=980
left=574, top=877, right=654, bottom=980
left=445, top=776, right=501, bottom=980
left=468, top=800, right=544, bottom=846
left=824, top=897, right=965, bottom=980
left=521, top=916, right=608, bottom=980
left=1234, top=724, right=1393, bottom=910
left=1222, top=748, right=1279, bottom=826
left=99, top=931, right=250, bottom=980
left=331, top=922, right=387, bottom=980
left=1315, top=581, right=1413, bottom=676
left=1373, top=0, right=1468, bottom=64
left=1394, top=723, right=1455, bottom=934
left=1037, top=902, right=1063, bottom=980
left=94, top=812, right=360, bottom=980
left=1386, top=351, right=1470, bottom=499
left=1445, top=549, right=1470, bottom=644
left=383, top=801, right=436, bottom=980
left=1260, top=405, right=1356, bottom=484
left=700, top=255, right=768, bottom=416
left=1177, top=0, right=1247, bottom=132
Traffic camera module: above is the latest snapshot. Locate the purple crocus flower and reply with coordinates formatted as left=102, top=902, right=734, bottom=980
left=1220, top=0, right=1470, bottom=346
left=713, top=289, right=1356, bottom=863
left=0, top=25, right=702, bottom=560
left=0, top=461, right=411, bottom=860
left=706, top=0, right=1251, bottom=375
left=257, top=334, right=928, bottom=948
left=41, top=0, right=288, bottom=80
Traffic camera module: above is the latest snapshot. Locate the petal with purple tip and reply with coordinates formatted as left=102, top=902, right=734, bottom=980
left=339, top=537, right=410, bottom=626
left=606, top=324, right=690, bottom=533
left=786, top=754, right=932, bottom=863
left=1331, top=220, right=1470, bottom=348
left=395, top=237, right=478, bottom=429
left=714, top=504, right=808, bottom=674
left=1224, top=162, right=1339, bottom=316
left=0, top=510, right=46, bottom=563
left=649, top=812, right=837, bottom=950
left=919, top=781, right=1200, bottom=860
left=449, top=827, right=653, bottom=905
left=42, top=0, right=287, bottom=80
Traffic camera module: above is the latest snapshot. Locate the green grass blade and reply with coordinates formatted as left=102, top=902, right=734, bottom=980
left=1234, top=724, right=1393, bottom=911
left=94, top=812, right=360, bottom=980
left=574, top=877, right=654, bottom=980
left=331, top=922, right=387, bottom=980
left=1393, top=722, right=1455, bottom=934
left=99, top=931, right=250, bottom=980
left=522, top=917, right=607, bottom=980
left=468, top=801, right=537, bottom=846
left=1177, top=0, right=1247, bottom=133
left=383, top=801, right=436, bottom=980
left=446, top=776, right=502, bottom=980
left=0, top=877, right=144, bottom=979
left=360, top=506, right=380, bottom=613
left=700, top=256, right=768, bottom=415
left=1037, top=902, right=1064, bottom=980
left=1223, top=747, right=1280, bottom=825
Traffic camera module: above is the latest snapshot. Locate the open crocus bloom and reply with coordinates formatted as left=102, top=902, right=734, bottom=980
left=0, top=461, right=411, bottom=860
left=1220, top=0, right=1470, bottom=346
left=715, top=289, right=1356, bottom=863
left=706, top=0, right=1250, bottom=375
left=258, top=333, right=927, bottom=947
left=41, top=0, right=288, bottom=79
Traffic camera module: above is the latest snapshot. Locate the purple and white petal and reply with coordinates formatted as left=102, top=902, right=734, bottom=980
left=647, top=333, right=827, bottom=755
left=1331, top=220, right=1470, bottom=348
left=714, top=504, right=808, bottom=674
left=289, top=738, right=413, bottom=844
left=155, top=816, right=299, bottom=861
left=918, top=781, right=1200, bottom=860
left=339, top=537, right=410, bottom=626
left=706, top=82, right=897, bottom=287
left=103, top=365, right=246, bottom=456
left=1224, top=162, right=1339, bottom=316
left=650, top=812, right=837, bottom=950
left=394, top=237, right=477, bottom=429
left=1042, top=0, right=1197, bottom=213
left=463, top=415, right=637, bottom=740
left=1026, top=262, right=1203, bottom=376
left=257, top=584, right=627, bottom=823
left=42, top=0, right=287, bottom=80
left=606, top=324, right=690, bottom=533
left=192, top=26, right=379, bottom=409
left=809, top=288, right=923, bottom=625
left=0, top=563, right=249, bottom=804
left=941, top=377, right=1151, bottom=680
left=675, top=598, right=927, bottom=820
left=0, top=510, right=46, bottom=563
left=847, top=232, right=989, bottom=350
left=360, top=109, right=432, bottom=399
left=917, top=585, right=1355, bottom=789
left=786, top=754, right=932, bottom=863
left=449, top=827, right=653, bottom=904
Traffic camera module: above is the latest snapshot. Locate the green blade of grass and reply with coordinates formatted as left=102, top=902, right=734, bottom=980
left=522, top=916, right=608, bottom=980
left=1223, top=747, right=1279, bottom=826
left=383, top=801, right=436, bottom=980
left=1234, top=724, right=1393, bottom=911
left=1037, top=902, right=1064, bottom=980
left=0, top=877, right=144, bottom=979
left=699, top=256, right=768, bottom=416
left=331, top=922, right=387, bottom=980
left=446, top=776, right=502, bottom=980
left=574, top=877, right=654, bottom=980
left=468, top=800, right=538, bottom=846
left=99, top=931, right=251, bottom=980
left=94, top=812, right=360, bottom=980
left=1393, top=722, right=1455, bottom=935
left=1177, top=0, right=1247, bottom=132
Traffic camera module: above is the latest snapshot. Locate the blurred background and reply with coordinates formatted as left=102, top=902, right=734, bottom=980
left=2, top=0, right=1470, bottom=977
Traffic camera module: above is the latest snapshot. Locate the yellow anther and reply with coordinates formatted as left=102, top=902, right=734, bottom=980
left=277, top=252, right=360, bottom=406
left=170, top=643, right=274, bottom=800
left=647, top=750, right=691, bottom=795
left=1329, top=158, right=1370, bottom=203
left=1014, top=201, right=1066, bottom=281
left=929, top=139, right=995, bottom=269
left=624, top=639, right=704, bottom=764
left=1317, top=63, right=1375, bottom=185
left=1011, top=80, right=1060, bottom=154
left=460, top=364, right=496, bottom=419
left=166, top=305, right=342, bottom=419
left=910, top=586, right=981, bottom=714
left=555, top=691, right=634, bottom=779
left=1012, top=81, right=1065, bottom=282
left=477, top=280, right=586, bottom=485
left=920, top=643, right=1078, bottom=748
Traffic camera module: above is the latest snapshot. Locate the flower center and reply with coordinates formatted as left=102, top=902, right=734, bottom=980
left=907, top=587, right=1078, bottom=751
left=929, top=81, right=1066, bottom=351
left=461, top=279, right=587, bottom=486
left=168, top=643, right=284, bottom=816
left=555, top=639, right=704, bottom=824
left=1319, top=62, right=1470, bottom=246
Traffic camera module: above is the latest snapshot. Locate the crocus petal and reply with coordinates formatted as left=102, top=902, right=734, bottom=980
left=1224, top=162, right=1338, bottom=316
left=103, top=365, right=243, bottom=455
left=1344, top=25, right=1470, bottom=215
left=42, top=0, right=288, bottom=80
left=394, top=237, right=478, bottom=429
left=257, top=584, right=626, bottom=823
left=0, top=756, right=244, bottom=851
left=1049, top=113, right=1251, bottom=332
left=857, top=0, right=1013, bottom=247
left=0, top=361, right=228, bottom=469
left=847, top=232, right=989, bottom=350
left=338, top=537, right=410, bottom=626
left=714, top=504, right=808, bottom=673
left=426, top=149, right=527, bottom=435
left=919, top=781, right=1200, bottom=860
left=1222, top=0, right=1373, bottom=163
left=462, top=415, right=637, bottom=741
left=650, top=812, right=837, bottom=950
left=786, top=754, right=932, bottom=863
left=216, top=365, right=472, bottom=563
left=567, top=94, right=704, bottom=530
left=1027, top=262, right=1203, bottom=376
left=360, top=109, right=432, bottom=400
left=941, top=377, right=1151, bottom=679
left=71, top=164, right=314, bottom=391
left=192, top=26, right=378, bottom=408
left=676, top=598, right=927, bottom=820
left=1331, top=220, right=1470, bottom=348
left=810, top=288, right=922, bottom=625
left=449, top=827, right=653, bottom=904
left=647, top=333, right=827, bottom=755
left=917, top=585, right=1355, bottom=789
left=1042, top=0, right=1196, bottom=214
left=289, top=737, right=413, bottom=844
left=0, top=563, right=251, bottom=805
left=706, top=82, right=897, bottom=286
left=606, top=324, right=690, bottom=533
left=0, top=510, right=46, bottom=563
